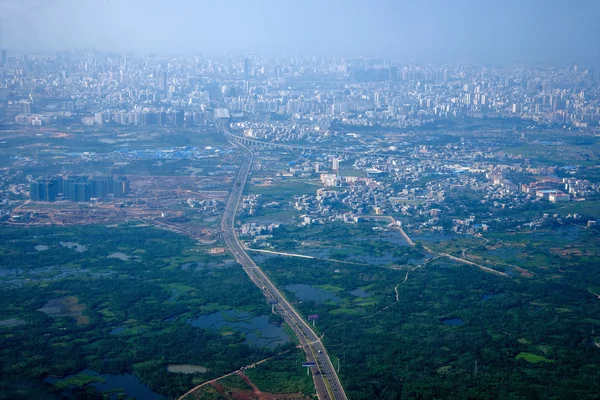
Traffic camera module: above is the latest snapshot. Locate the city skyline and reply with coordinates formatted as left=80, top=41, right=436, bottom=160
left=0, top=0, right=599, bottom=64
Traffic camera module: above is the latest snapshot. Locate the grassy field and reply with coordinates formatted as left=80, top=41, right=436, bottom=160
left=515, top=352, right=555, bottom=364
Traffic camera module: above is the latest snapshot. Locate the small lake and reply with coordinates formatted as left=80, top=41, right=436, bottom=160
left=181, top=261, right=235, bottom=271
left=413, top=232, right=458, bottom=243
left=110, top=327, right=125, bottom=335
left=482, top=292, right=505, bottom=301
left=0, top=268, right=23, bottom=277
left=167, top=289, right=180, bottom=303
left=529, top=225, right=581, bottom=241
left=284, top=284, right=341, bottom=303
left=187, top=310, right=290, bottom=349
left=45, top=369, right=164, bottom=400
left=441, top=318, right=465, bottom=326
left=167, top=364, right=208, bottom=374
left=59, top=241, right=87, bottom=253
left=243, top=213, right=296, bottom=225
left=0, top=318, right=27, bottom=327
left=0, top=266, right=112, bottom=286
left=350, top=288, right=372, bottom=298
left=347, top=252, right=396, bottom=265
left=35, top=245, right=49, bottom=251
left=250, top=253, right=270, bottom=264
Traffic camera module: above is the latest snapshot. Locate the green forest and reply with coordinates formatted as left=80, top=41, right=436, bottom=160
left=0, top=225, right=299, bottom=399
left=257, top=252, right=600, bottom=400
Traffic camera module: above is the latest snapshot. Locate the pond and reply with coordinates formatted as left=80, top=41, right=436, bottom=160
left=167, top=289, right=180, bottom=303
left=243, top=212, right=296, bottom=225
left=181, top=261, right=235, bottom=271
left=187, top=310, right=290, bottom=349
left=0, top=268, right=23, bottom=277
left=347, top=252, right=396, bottom=265
left=0, top=318, right=27, bottom=327
left=482, top=292, right=505, bottom=300
left=59, top=241, right=87, bottom=253
left=109, top=327, right=125, bottom=335
left=284, top=284, right=341, bottom=303
left=350, top=288, right=372, bottom=298
left=441, top=318, right=465, bottom=326
left=413, top=232, right=459, bottom=243
left=250, top=253, right=270, bottom=264
left=529, top=225, right=581, bottom=241
left=45, top=369, right=164, bottom=400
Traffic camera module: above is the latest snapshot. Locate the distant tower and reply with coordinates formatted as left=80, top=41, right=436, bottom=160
left=158, top=71, right=167, bottom=91
left=243, top=58, right=251, bottom=78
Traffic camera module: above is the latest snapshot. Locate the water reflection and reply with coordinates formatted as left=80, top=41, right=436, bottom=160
left=45, top=369, right=164, bottom=400
left=284, top=284, right=341, bottom=303
left=187, top=310, right=290, bottom=349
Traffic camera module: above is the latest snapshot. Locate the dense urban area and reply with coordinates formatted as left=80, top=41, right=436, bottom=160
left=1, top=49, right=599, bottom=400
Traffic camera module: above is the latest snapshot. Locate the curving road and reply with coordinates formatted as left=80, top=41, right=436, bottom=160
left=221, top=136, right=348, bottom=400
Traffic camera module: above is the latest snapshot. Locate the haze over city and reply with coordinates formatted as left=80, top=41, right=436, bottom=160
left=1, top=0, right=600, bottom=63
left=1, top=1, right=600, bottom=399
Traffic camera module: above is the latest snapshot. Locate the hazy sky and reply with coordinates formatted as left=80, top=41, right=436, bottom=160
left=1, top=0, right=599, bottom=63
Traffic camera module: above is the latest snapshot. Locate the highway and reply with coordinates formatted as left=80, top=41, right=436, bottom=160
left=220, top=137, right=348, bottom=400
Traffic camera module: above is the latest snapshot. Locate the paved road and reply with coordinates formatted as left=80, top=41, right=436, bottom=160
left=221, top=137, right=348, bottom=400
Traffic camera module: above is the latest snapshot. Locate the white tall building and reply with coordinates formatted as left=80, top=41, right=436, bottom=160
left=332, top=157, right=340, bottom=171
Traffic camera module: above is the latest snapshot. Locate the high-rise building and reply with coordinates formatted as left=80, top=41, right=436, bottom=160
left=72, top=182, right=91, bottom=202
left=30, top=182, right=45, bottom=201
left=31, top=175, right=128, bottom=202
left=243, top=58, right=251, bottom=78
left=112, top=177, right=129, bottom=197
left=170, top=110, right=184, bottom=126
left=332, top=157, right=340, bottom=172
left=91, top=178, right=109, bottom=199
left=389, top=66, right=398, bottom=82
left=29, top=178, right=60, bottom=201
left=157, top=110, right=167, bottom=126
left=19, top=100, right=31, bottom=115
left=158, top=71, right=167, bottom=91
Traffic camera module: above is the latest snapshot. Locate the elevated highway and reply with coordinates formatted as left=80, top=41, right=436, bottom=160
left=227, top=132, right=368, bottom=156
left=221, top=137, right=348, bottom=400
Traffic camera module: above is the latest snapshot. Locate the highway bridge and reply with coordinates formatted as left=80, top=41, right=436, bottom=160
left=221, top=136, right=348, bottom=400
left=227, top=132, right=360, bottom=156
left=226, top=132, right=482, bottom=167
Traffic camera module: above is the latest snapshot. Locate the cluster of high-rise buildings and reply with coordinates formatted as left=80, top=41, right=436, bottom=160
left=0, top=50, right=599, bottom=130
left=29, top=175, right=129, bottom=202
